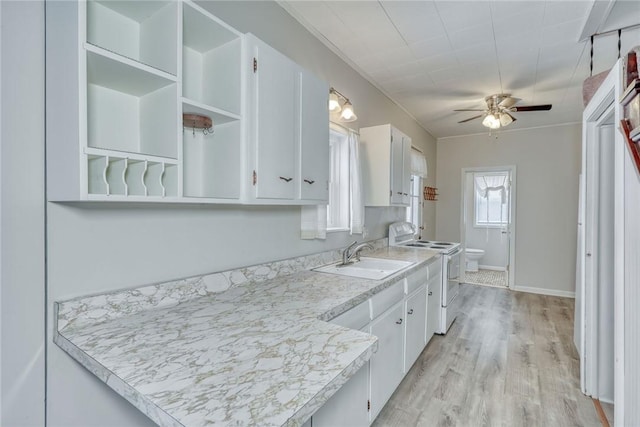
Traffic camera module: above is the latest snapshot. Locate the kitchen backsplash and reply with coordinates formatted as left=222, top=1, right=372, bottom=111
left=56, top=238, right=388, bottom=332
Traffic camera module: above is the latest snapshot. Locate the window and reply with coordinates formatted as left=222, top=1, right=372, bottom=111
left=406, top=175, right=423, bottom=237
left=327, top=127, right=350, bottom=230
left=474, top=172, right=509, bottom=227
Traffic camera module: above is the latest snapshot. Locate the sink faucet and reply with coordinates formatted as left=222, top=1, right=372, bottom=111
left=341, top=241, right=374, bottom=265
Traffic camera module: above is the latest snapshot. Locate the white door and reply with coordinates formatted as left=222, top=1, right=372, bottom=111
left=390, top=129, right=404, bottom=205
left=401, top=136, right=411, bottom=205
left=582, top=113, right=615, bottom=402
left=249, top=36, right=296, bottom=200
left=404, top=286, right=427, bottom=371
left=426, top=276, right=441, bottom=341
left=311, top=362, right=369, bottom=427
left=298, top=69, right=329, bottom=201
left=369, top=302, right=405, bottom=421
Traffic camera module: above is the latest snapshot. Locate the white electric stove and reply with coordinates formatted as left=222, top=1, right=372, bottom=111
left=389, top=222, right=462, bottom=334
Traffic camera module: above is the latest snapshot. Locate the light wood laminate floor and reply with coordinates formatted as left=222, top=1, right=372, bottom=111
left=374, top=284, right=604, bottom=427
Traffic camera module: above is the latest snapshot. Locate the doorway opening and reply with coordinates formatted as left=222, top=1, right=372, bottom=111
left=460, top=166, right=516, bottom=288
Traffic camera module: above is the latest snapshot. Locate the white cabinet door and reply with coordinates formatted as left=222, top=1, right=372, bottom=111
left=390, top=129, right=405, bottom=205
left=311, top=363, right=369, bottom=427
left=401, top=136, right=412, bottom=205
left=249, top=36, right=296, bottom=200
left=404, top=286, right=427, bottom=372
left=369, top=302, right=405, bottom=421
left=426, top=277, right=441, bottom=343
left=299, top=69, right=329, bottom=201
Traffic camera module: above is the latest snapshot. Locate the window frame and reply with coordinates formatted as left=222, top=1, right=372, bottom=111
left=326, top=126, right=350, bottom=232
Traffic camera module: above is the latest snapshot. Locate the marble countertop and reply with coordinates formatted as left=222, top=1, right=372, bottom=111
left=55, top=247, right=439, bottom=427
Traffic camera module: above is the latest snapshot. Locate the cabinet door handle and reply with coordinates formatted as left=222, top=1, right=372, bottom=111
left=279, top=176, right=293, bottom=182
left=408, top=309, right=414, bottom=315
left=397, top=191, right=403, bottom=195
left=303, top=179, right=315, bottom=185
left=403, top=192, right=408, bottom=196
left=428, top=291, right=433, bottom=296
left=396, top=318, right=403, bottom=325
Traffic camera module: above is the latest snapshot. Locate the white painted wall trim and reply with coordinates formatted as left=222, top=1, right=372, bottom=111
left=478, top=265, right=506, bottom=271
left=512, top=286, right=575, bottom=299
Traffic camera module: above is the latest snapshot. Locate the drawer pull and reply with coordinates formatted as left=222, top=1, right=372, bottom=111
left=408, top=309, right=414, bottom=315
left=396, top=318, right=403, bottom=325
left=279, top=176, right=293, bottom=182
left=304, top=179, right=315, bottom=184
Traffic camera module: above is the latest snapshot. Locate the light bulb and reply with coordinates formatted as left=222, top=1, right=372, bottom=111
left=482, top=113, right=501, bottom=129
left=340, top=101, right=357, bottom=122
left=329, top=92, right=341, bottom=112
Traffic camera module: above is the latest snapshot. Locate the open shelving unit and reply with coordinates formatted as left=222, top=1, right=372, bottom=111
left=46, top=0, right=245, bottom=203
left=181, top=1, right=243, bottom=200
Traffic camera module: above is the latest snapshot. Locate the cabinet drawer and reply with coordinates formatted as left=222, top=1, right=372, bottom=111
left=330, top=300, right=371, bottom=330
left=370, top=280, right=404, bottom=318
left=405, top=267, right=427, bottom=295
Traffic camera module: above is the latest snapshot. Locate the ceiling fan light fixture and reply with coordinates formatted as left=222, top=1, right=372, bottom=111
left=482, top=113, right=501, bottom=129
left=499, top=112, right=514, bottom=127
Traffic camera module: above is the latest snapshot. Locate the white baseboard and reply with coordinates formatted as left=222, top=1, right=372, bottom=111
left=513, top=285, right=575, bottom=298
left=478, top=265, right=506, bottom=271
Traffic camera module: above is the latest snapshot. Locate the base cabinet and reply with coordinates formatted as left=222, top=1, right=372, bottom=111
left=311, top=362, right=370, bottom=427
left=312, top=258, right=442, bottom=425
left=369, top=302, right=405, bottom=421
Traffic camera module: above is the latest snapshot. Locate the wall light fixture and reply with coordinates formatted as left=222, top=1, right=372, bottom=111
left=329, top=87, right=358, bottom=122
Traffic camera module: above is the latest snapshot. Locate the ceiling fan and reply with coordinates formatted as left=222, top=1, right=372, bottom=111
left=455, top=94, right=552, bottom=129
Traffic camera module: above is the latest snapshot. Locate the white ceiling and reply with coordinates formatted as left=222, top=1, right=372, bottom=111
left=280, top=0, right=640, bottom=138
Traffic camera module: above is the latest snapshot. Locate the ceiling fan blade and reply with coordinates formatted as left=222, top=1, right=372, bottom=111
left=498, top=97, right=520, bottom=108
left=454, top=109, right=485, bottom=112
left=512, top=104, right=552, bottom=112
left=458, top=114, right=484, bottom=123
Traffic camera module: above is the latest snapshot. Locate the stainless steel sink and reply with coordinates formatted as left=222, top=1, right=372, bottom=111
left=312, top=257, right=415, bottom=280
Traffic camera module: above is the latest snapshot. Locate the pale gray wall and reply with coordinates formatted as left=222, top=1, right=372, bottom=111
left=46, top=1, right=436, bottom=425
left=1, top=1, right=46, bottom=425
left=436, top=124, right=581, bottom=296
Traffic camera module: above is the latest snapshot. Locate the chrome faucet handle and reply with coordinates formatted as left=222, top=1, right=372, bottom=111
left=342, top=241, right=359, bottom=265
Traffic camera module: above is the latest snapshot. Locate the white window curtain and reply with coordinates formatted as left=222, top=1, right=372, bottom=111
left=301, top=126, right=364, bottom=239
left=301, top=203, right=327, bottom=239
left=474, top=174, right=508, bottom=202
left=349, top=129, right=364, bottom=235
left=410, top=147, right=428, bottom=178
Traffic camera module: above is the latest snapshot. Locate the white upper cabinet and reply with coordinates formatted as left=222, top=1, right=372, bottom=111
left=244, top=33, right=329, bottom=204
left=46, top=2, right=328, bottom=205
left=245, top=35, right=297, bottom=200
left=46, top=0, right=247, bottom=203
left=361, top=124, right=412, bottom=207
left=299, top=71, right=330, bottom=201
